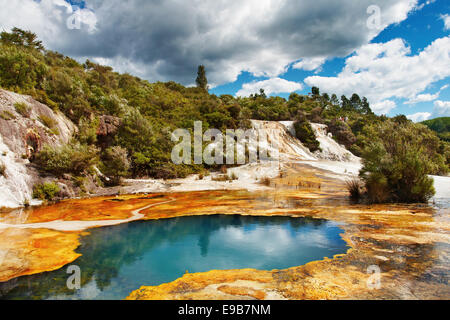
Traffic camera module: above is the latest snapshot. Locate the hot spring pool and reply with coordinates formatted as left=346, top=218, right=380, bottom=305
left=0, top=215, right=348, bottom=300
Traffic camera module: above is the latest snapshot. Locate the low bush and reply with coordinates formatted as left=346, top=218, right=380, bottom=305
left=359, top=120, right=437, bottom=203
left=99, top=146, right=130, bottom=185
left=346, top=179, right=363, bottom=200
left=14, top=102, right=31, bottom=117
left=38, top=114, right=57, bottom=129
left=0, top=110, right=15, bottom=120
left=32, top=182, right=60, bottom=201
left=327, top=119, right=357, bottom=149
left=149, top=162, right=197, bottom=180
left=34, top=142, right=99, bottom=177
left=293, top=119, right=321, bottom=152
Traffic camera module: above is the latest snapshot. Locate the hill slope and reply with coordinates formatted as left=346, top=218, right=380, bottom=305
left=421, top=117, right=450, bottom=142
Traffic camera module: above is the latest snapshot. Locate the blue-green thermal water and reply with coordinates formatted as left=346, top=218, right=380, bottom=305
left=0, top=215, right=348, bottom=300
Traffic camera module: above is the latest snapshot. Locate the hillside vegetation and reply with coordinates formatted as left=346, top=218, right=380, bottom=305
left=421, top=117, right=450, bottom=142
left=1, top=28, right=449, bottom=203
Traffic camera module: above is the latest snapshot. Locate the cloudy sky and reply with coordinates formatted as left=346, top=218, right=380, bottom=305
left=0, top=0, right=449, bottom=120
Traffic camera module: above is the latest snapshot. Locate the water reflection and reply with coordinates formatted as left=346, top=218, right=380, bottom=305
left=0, top=215, right=348, bottom=300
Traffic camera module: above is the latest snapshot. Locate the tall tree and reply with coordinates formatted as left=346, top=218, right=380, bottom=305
left=259, top=88, right=267, bottom=99
left=330, top=94, right=339, bottom=105
left=0, top=27, right=43, bottom=50
left=350, top=93, right=362, bottom=112
left=196, top=65, right=208, bottom=90
left=311, top=86, right=320, bottom=97
left=341, top=95, right=352, bottom=111
left=361, top=97, right=373, bottom=115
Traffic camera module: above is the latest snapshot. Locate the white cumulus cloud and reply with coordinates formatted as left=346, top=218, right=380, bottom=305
left=372, top=100, right=398, bottom=115
left=305, top=36, right=450, bottom=114
left=406, top=112, right=431, bottom=122
left=407, top=100, right=450, bottom=122
left=433, top=100, right=450, bottom=117
left=405, top=92, right=440, bottom=104
left=293, top=57, right=326, bottom=72
left=236, top=78, right=302, bottom=97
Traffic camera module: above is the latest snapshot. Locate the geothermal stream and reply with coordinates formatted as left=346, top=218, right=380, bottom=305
left=0, top=197, right=177, bottom=232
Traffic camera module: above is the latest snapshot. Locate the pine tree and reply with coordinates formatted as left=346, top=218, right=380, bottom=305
left=196, top=65, right=208, bottom=90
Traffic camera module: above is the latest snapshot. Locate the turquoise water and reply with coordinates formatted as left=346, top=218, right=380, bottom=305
left=0, top=215, right=348, bottom=300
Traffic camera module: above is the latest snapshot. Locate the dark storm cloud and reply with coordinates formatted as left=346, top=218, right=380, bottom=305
left=0, top=0, right=419, bottom=85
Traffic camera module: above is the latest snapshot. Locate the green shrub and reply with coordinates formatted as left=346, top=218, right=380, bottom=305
left=14, top=102, right=31, bottom=117
left=293, top=119, right=321, bottom=152
left=99, top=146, right=130, bottom=185
left=49, top=128, right=60, bottom=136
left=77, top=117, right=99, bottom=145
left=327, top=119, right=357, bottom=149
left=73, top=176, right=87, bottom=193
left=38, top=114, right=57, bottom=128
left=0, top=110, right=15, bottom=120
left=360, top=120, right=437, bottom=203
left=32, top=182, right=60, bottom=201
left=150, top=162, right=196, bottom=180
left=346, top=179, right=363, bottom=200
left=421, top=117, right=450, bottom=142
left=34, top=142, right=99, bottom=176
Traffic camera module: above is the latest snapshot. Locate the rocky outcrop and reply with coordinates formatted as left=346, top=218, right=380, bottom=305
left=0, top=89, right=77, bottom=208
left=310, top=123, right=360, bottom=162
left=97, top=115, right=121, bottom=147
left=97, top=115, right=121, bottom=137
left=255, top=120, right=359, bottom=162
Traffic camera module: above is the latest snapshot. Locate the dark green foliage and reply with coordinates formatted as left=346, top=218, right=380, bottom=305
left=32, top=182, right=60, bottom=201
left=293, top=118, right=321, bottom=152
left=77, top=117, right=99, bottom=145
left=346, top=179, right=363, bottom=200
left=196, top=65, right=208, bottom=90
left=327, top=119, right=357, bottom=149
left=311, top=87, right=320, bottom=96
left=99, top=146, right=130, bottom=185
left=34, top=143, right=99, bottom=177
left=421, top=117, right=450, bottom=142
left=1, top=28, right=43, bottom=50
left=359, top=120, right=440, bottom=203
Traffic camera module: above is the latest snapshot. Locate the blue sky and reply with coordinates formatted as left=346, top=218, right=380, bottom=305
left=210, top=0, right=450, bottom=120
left=1, top=0, right=449, bottom=120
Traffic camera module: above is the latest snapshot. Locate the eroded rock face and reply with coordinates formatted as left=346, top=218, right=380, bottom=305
left=0, top=89, right=77, bottom=208
left=97, top=115, right=121, bottom=136
left=97, top=115, right=121, bottom=147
